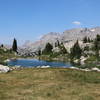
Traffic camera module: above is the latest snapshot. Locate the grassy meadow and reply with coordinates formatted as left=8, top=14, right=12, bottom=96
left=0, top=68, right=100, bottom=100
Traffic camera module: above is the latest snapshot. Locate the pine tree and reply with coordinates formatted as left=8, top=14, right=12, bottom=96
left=93, top=35, right=100, bottom=59
left=12, top=38, right=17, bottom=52
left=96, top=34, right=100, bottom=41
left=94, top=34, right=100, bottom=50
left=83, top=36, right=88, bottom=43
left=70, top=40, right=82, bottom=59
left=55, top=40, right=60, bottom=47
left=42, top=43, right=53, bottom=54
left=84, top=46, right=89, bottom=51
left=88, top=37, right=91, bottom=43
left=38, top=49, right=41, bottom=56
left=59, top=43, right=67, bottom=54
left=1, top=44, right=4, bottom=48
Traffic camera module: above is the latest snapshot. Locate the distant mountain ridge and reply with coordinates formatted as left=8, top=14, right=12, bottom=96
left=18, top=27, right=100, bottom=55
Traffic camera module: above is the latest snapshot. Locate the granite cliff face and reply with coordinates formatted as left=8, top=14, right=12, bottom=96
left=62, top=27, right=100, bottom=42
left=18, top=27, right=100, bottom=56
left=18, top=32, right=62, bottom=56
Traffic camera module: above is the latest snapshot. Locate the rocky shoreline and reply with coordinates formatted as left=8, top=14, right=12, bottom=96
left=70, top=66, right=100, bottom=72
left=0, top=63, right=100, bottom=73
left=1, top=58, right=100, bottom=73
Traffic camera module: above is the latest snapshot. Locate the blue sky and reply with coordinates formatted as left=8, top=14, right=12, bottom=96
left=0, top=0, right=100, bottom=45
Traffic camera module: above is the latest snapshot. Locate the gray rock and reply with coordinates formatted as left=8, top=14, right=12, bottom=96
left=91, top=67, right=100, bottom=72
left=37, top=65, right=50, bottom=68
left=0, top=65, right=10, bottom=73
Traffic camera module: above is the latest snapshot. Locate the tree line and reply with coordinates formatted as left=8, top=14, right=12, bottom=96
left=38, top=35, right=100, bottom=63
left=6, top=35, right=100, bottom=63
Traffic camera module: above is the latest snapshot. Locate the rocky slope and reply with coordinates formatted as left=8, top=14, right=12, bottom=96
left=62, top=27, right=100, bottom=42
left=18, top=27, right=100, bottom=55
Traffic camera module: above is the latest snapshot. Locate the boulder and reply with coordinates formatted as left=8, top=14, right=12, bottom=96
left=80, top=56, right=87, bottom=65
left=41, top=66, right=50, bottom=68
left=37, top=66, right=50, bottom=68
left=70, top=67, right=79, bottom=70
left=80, top=68, right=91, bottom=72
left=91, top=67, right=100, bottom=72
left=0, top=65, right=10, bottom=73
left=4, top=59, right=10, bottom=62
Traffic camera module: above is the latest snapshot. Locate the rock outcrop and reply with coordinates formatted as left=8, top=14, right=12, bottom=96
left=0, top=65, right=10, bottom=73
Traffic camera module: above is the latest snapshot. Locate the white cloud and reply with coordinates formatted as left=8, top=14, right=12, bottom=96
left=72, top=21, right=81, bottom=25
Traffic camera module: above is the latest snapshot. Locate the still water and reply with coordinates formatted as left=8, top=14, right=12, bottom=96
left=8, top=59, right=72, bottom=68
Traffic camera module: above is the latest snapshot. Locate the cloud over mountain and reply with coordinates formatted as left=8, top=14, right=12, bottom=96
left=72, top=21, right=81, bottom=25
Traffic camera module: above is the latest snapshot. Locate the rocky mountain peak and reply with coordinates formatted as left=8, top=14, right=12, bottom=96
left=19, top=27, right=100, bottom=55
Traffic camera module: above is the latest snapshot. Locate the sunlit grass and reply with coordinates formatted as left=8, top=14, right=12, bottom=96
left=0, top=68, right=100, bottom=100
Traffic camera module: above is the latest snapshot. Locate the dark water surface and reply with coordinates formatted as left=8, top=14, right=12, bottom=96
left=7, top=59, right=72, bottom=68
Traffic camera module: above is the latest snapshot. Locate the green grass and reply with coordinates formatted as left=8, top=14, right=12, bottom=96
left=83, top=55, right=100, bottom=68
left=0, top=68, right=100, bottom=100
left=37, top=54, right=69, bottom=62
